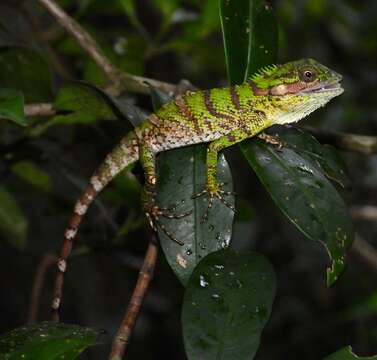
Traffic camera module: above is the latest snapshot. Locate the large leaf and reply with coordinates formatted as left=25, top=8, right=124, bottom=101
left=182, top=249, right=276, bottom=360
left=219, top=0, right=278, bottom=85
left=0, top=47, right=52, bottom=102
left=0, top=88, right=26, bottom=126
left=325, top=346, right=377, bottom=360
left=0, top=322, right=102, bottom=360
left=0, top=186, right=28, bottom=251
left=157, top=146, right=235, bottom=285
left=240, top=139, right=354, bottom=285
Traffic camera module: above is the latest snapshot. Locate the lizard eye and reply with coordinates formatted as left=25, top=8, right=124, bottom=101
left=300, top=68, right=317, bottom=82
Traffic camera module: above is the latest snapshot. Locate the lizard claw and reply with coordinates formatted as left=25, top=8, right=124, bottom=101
left=144, top=202, right=191, bottom=245
left=258, top=133, right=284, bottom=150
left=192, top=183, right=236, bottom=223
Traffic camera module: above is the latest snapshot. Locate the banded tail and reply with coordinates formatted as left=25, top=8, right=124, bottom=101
left=51, top=131, right=139, bottom=319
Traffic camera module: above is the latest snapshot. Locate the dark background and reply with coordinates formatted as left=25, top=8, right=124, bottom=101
left=0, top=0, right=376, bottom=359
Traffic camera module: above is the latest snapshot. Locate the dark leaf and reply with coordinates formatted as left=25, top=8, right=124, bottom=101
left=182, top=249, right=276, bottom=360
left=0, top=322, right=102, bottom=360
left=325, top=346, right=377, bottom=360
left=0, top=5, right=36, bottom=48
left=219, top=0, right=278, bottom=85
left=157, top=146, right=235, bottom=285
left=240, top=139, right=354, bottom=285
left=0, top=47, right=52, bottom=102
left=277, top=127, right=350, bottom=188
left=0, top=186, right=28, bottom=251
left=0, top=88, right=26, bottom=126
left=11, top=161, right=52, bottom=192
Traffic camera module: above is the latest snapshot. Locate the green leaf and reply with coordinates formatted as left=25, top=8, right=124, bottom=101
left=157, top=146, right=235, bottom=285
left=33, top=82, right=120, bottom=134
left=219, top=0, right=278, bottom=85
left=0, top=47, right=52, bottom=102
left=182, top=249, right=276, bottom=360
left=278, top=127, right=350, bottom=188
left=11, top=161, right=52, bottom=192
left=117, top=0, right=136, bottom=17
left=53, top=83, right=118, bottom=124
left=0, top=321, right=102, bottom=360
left=0, top=88, right=26, bottom=126
left=152, top=0, right=179, bottom=21
left=150, top=88, right=235, bottom=285
left=240, top=139, right=354, bottom=285
left=325, top=346, right=377, bottom=360
left=0, top=186, right=28, bottom=251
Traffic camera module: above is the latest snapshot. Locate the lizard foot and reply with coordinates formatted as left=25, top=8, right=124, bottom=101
left=258, top=133, right=284, bottom=150
left=192, top=182, right=235, bottom=223
left=144, top=202, right=192, bottom=245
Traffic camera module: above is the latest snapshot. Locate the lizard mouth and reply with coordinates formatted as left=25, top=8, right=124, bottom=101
left=300, top=79, right=343, bottom=95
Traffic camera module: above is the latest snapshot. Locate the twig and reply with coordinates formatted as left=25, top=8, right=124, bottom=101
left=108, top=237, right=158, bottom=360
left=351, top=205, right=377, bottom=221
left=351, top=235, right=377, bottom=272
left=28, top=253, right=58, bottom=323
left=25, top=103, right=56, bottom=117
left=36, top=0, right=178, bottom=96
left=306, top=127, right=377, bottom=155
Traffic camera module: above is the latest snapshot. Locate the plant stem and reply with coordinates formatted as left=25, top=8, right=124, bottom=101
left=108, top=237, right=158, bottom=360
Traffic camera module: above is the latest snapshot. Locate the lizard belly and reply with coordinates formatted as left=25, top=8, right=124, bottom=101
left=143, top=121, right=226, bottom=153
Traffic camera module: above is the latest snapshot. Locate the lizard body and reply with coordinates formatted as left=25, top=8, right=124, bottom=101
left=52, top=58, right=343, bottom=316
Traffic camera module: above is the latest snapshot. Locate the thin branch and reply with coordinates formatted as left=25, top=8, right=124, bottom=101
left=28, top=253, right=58, bottom=323
left=351, top=205, right=377, bottom=221
left=25, top=103, right=56, bottom=117
left=351, top=235, right=377, bottom=272
left=108, top=237, right=158, bottom=360
left=36, top=0, right=179, bottom=96
left=306, top=127, right=377, bottom=155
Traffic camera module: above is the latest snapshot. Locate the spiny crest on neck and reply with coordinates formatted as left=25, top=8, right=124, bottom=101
left=250, top=64, right=278, bottom=82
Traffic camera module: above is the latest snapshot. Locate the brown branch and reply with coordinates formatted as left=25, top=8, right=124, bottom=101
left=108, top=237, right=158, bottom=360
left=25, top=103, right=56, bottom=117
left=28, top=253, right=58, bottom=323
left=351, top=205, right=377, bottom=221
left=306, top=127, right=377, bottom=155
left=36, top=0, right=179, bottom=96
left=350, top=235, right=377, bottom=272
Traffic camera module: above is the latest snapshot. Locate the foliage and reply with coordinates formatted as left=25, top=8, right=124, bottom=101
left=0, top=322, right=102, bottom=359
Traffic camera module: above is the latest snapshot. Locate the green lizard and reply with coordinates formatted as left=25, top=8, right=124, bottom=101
left=51, top=58, right=343, bottom=315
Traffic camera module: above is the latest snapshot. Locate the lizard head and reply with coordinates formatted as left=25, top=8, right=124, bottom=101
left=250, top=58, right=343, bottom=125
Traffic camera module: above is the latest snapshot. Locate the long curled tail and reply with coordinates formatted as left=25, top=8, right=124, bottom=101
left=51, top=131, right=139, bottom=320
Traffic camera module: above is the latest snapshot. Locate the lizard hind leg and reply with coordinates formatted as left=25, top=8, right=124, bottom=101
left=139, top=145, right=191, bottom=246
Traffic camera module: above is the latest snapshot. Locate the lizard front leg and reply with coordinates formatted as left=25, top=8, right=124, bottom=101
left=139, top=145, right=191, bottom=245
left=193, top=130, right=252, bottom=222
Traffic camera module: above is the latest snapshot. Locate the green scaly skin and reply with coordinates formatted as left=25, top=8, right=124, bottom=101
left=51, top=58, right=343, bottom=314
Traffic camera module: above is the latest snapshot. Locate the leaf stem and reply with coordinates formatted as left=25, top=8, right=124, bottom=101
left=306, top=127, right=377, bottom=155
left=108, top=236, right=158, bottom=360
left=24, top=103, right=56, bottom=117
